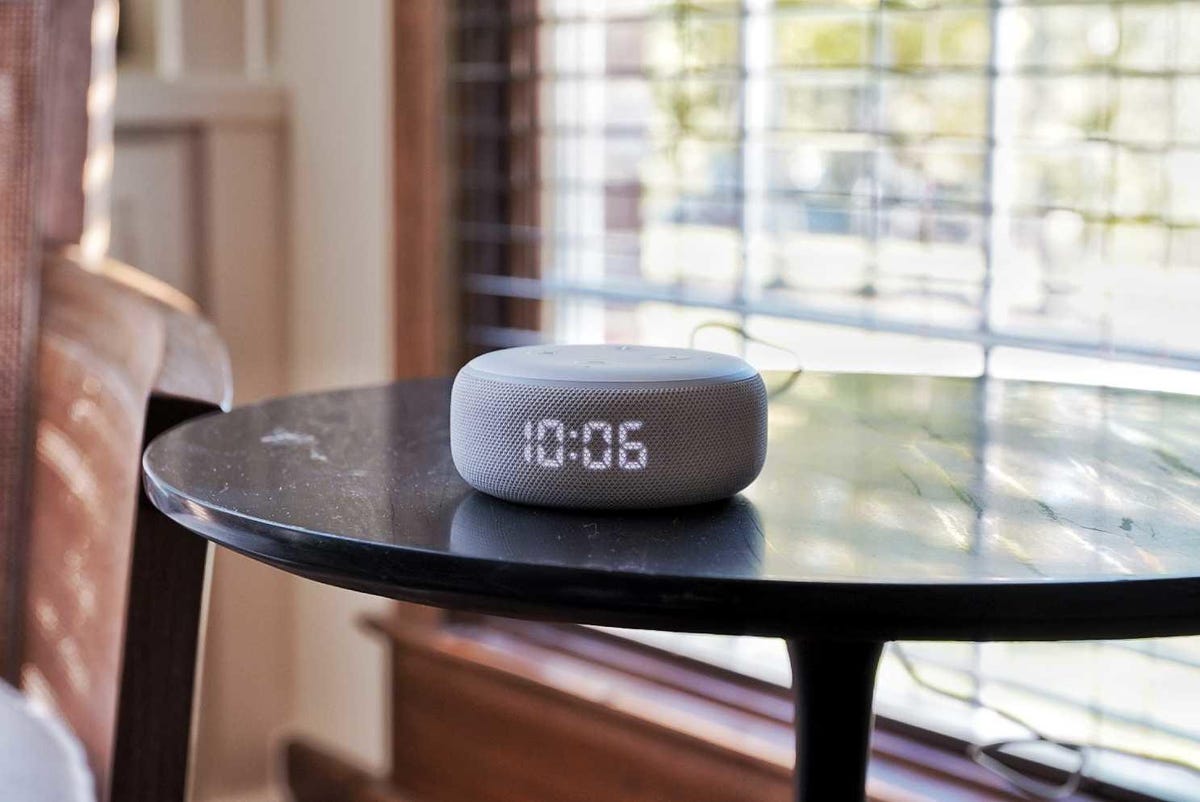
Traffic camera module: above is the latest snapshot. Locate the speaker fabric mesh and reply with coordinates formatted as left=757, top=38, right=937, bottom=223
left=450, top=368, right=768, bottom=509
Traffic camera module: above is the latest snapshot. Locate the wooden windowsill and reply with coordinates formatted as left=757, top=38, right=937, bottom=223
left=363, top=613, right=1087, bottom=802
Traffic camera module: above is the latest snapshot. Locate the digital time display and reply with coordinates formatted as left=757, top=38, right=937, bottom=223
left=522, top=419, right=647, bottom=471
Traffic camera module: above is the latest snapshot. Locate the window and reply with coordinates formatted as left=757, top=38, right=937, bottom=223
left=450, top=1, right=1200, bottom=798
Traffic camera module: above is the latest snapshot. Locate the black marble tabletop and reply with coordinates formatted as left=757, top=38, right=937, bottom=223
left=143, top=373, right=1200, bottom=640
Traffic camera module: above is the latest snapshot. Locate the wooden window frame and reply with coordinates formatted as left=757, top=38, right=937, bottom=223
left=393, top=0, right=459, bottom=378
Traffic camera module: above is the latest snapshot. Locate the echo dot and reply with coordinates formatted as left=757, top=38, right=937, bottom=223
left=449, top=344, right=768, bottom=509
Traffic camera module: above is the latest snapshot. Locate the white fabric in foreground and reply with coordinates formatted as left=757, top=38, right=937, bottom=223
left=0, top=680, right=94, bottom=801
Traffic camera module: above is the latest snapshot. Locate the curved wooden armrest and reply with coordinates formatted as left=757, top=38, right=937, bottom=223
left=23, top=252, right=231, bottom=801
left=42, top=250, right=232, bottom=411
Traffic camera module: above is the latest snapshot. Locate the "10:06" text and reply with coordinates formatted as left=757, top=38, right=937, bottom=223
left=522, top=419, right=647, bottom=470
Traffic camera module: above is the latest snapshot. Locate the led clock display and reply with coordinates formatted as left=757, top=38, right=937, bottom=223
left=521, top=419, right=647, bottom=470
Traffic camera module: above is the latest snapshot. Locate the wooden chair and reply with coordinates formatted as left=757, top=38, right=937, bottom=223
left=0, top=1, right=232, bottom=800
left=21, top=251, right=230, bottom=801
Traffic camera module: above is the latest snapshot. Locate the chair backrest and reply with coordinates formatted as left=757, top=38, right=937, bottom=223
left=1, top=0, right=96, bottom=677
left=0, top=0, right=48, bottom=679
left=23, top=252, right=230, bottom=802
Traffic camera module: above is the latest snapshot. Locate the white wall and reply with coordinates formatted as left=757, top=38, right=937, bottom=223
left=115, top=1, right=396, bottom=795
left=113, top=75, right=294, bottom=802
left=272, top=0, right=394, bottom=776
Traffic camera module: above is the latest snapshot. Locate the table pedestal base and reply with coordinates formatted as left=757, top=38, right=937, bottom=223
left=787, top=639, right=884, bottom=802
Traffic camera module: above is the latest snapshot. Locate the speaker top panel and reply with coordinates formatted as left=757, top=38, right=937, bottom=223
left=463, top=344, right=758, bottom=386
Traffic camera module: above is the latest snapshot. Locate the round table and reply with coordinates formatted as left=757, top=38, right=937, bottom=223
left=143, top=373, right=1200, bottom=801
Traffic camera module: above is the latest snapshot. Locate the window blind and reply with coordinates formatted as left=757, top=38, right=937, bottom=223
left=449, top=1, right=1200, bottom=797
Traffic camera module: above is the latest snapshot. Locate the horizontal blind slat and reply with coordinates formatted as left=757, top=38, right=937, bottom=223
left=453, top=0, right=1200, bottom=29
left=463, top=272, right=1200, bottom=369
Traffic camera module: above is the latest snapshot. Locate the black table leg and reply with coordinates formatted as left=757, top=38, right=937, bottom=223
left=787, top=639, right=884, bottom=802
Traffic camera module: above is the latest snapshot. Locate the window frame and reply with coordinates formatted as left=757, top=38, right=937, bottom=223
left=391, top=3, right=1194, bottom=801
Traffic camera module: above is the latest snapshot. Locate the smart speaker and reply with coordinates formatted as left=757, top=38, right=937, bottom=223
left=449, top=344, right=768, bottom=509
